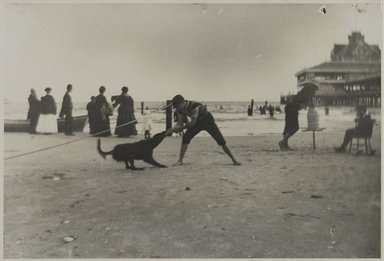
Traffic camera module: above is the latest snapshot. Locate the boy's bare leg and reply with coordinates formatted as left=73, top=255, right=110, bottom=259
left=221, top=145, right=241, bottom=165
left=174, top=143, right=188, bottom=166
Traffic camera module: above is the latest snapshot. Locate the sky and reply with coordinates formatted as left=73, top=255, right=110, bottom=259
left=3, top=2, right=382, bottom=103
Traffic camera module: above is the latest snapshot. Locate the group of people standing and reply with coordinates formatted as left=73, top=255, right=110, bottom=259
left=28, top=85, right=138, bottom=138
left=86, top=86, right=137, bottom=137
left=28, top=84, right=74, bottom=135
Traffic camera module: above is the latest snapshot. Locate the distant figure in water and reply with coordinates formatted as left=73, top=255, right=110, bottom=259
left=268, top=104, right=274, bottom=118
left=166, top=95, right=241, bottom=166
left=27, top=88, right=40, bottom=134
left=325, top=105, right=329, bottom=116
left=36, top=87, right=58, bottom=134
left=86, top=96, right=97, bottom=134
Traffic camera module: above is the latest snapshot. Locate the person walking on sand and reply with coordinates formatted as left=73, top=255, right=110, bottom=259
left=86, top=96, right=97, bottom=134
left=166, top=95, right=241, bottom=166
left=94, top=86, right=112, bottom=137
left=278, top=83, right=318, bottom=150
left=27, top=88, right=40, bottom=134
left=59, top=84, right=74, bottom=135
left=36, top=87, right=58, bottom=134
left=334, top=104, right=373, bottom=153
left=112, top=86, right=137, bottom=137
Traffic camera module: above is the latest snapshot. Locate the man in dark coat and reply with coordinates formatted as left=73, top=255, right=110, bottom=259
left=334, top=105, right=374, bottom=152
left=59, top=84, right=74, bottom=135
left=27, top=88, right=40, bottom=133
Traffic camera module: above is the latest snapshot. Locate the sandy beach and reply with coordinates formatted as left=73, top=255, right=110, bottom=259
left=3, top=125, right=381, bottom=258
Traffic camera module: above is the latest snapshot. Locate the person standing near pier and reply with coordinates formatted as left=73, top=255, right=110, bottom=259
left=278, top=83, right=318, bottom=150
left=59, top=84, right=74, bottom=135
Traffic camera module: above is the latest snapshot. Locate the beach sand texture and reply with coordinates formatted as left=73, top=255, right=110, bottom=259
left=4, top=120, right=381, bottom=258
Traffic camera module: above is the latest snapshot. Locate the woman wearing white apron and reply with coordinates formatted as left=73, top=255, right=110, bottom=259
left=36, top=87, right=58, bottom=134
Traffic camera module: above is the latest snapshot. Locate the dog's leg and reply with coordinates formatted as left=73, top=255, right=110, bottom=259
left=129, top=159, right=144, bottom=170
left=144, top=157, right=167, bottom=168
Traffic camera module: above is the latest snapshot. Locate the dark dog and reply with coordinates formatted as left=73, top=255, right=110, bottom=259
left=97, top=131, right=167, bottom=170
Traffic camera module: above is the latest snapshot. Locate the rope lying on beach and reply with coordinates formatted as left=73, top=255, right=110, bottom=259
left=5, top=103, right=173, bottom=161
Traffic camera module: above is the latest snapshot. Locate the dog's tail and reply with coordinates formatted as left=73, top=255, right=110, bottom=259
left=97, top=139, right=113, bottom=159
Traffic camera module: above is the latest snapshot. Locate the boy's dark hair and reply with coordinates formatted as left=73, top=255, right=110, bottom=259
left=171, top=95, right=185, bottom=108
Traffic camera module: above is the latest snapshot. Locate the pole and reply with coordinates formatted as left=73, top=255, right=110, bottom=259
left=313, top=130, right=316, bottom=151
left=250, top=99, right=254, bottom=116
left=141, top=102, right=144, bottom=115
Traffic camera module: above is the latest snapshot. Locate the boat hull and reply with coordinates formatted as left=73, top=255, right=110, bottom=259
left=4, top=115, right=88, bottom=133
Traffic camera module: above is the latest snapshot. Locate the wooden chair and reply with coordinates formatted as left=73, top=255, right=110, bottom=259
left=348, top=118, right=375, bottom=155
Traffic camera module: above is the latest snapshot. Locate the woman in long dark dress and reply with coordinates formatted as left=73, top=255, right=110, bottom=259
left=278, top=83, right=318, bottom=150
left=113, top=86, right=137, bottom=137
left=36, top=87, right=58, bottom=134
left=94, top=86, right=112, bottom=137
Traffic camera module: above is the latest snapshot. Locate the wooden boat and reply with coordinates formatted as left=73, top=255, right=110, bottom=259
left=4, top=115, right=88, bottom=133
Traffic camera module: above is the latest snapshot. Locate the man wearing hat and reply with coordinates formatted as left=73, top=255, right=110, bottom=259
left=59, top=84, right=74, bottom=135
left=166, top=95, right=241, bottom=166
left=334, top=104, right=373, bottom=153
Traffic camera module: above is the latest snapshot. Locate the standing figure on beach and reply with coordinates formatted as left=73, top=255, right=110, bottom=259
left=94, top=86, right=112, bottom=137
left=86, top=96, right=97, bottom=134
left=334, top=105, right=373, bottom=153
left=27, top=88, right=40, bottom=134
left=142, top=106, right=152, bottom=139
left=166, top=95, right=241, bottom=166
left=36, top=87, right=58, bottom=134
left=278, top=83, right=318, bottom=150
left=112, top=86, right=138, bottom=137
left=59, top=84, right=74, bottom=135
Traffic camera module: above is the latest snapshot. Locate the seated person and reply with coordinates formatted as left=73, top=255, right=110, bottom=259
left=334, top=105, right=373, bottom=153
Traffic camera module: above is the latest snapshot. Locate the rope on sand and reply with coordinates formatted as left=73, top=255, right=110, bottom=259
left=5, top=102, right=171, bottom=160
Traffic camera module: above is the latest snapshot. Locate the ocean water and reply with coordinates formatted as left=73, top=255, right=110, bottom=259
left=4, top=101, right=381, bottom=136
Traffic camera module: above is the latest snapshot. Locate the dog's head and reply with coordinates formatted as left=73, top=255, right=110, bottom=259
left=150, top=131, right=167, bottom=148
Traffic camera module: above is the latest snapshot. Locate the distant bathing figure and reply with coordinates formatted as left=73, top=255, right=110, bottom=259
left=59, top=84, right=74, bottom=135
left=93, top=86, right=112, bottom=137
left=36, top=87, right=58, bottom=134
left=268, top=104, right=274, bottom=118
left=279, top=83, right=318, bottom=150
left=166, top=95, right=241, bottom=166
left=86, top=96, right=97, bottom=134
left=27, top=88, right=40, bottom=134
left=112, top=86, right=137, bottom=137
left=142, top=106, right=152, bottom=139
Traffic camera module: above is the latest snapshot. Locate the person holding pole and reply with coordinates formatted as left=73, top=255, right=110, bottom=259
left=166, top=95, right=241, bottom=166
